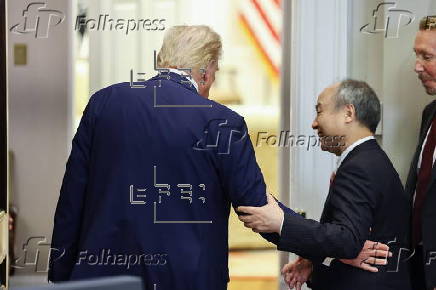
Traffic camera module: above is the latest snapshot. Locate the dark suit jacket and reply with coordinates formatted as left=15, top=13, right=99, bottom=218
left=278, top=139, right=412, bottom=290
left=405, top=100, right=436, bottom=288
left=48, top=72, right=288, bottom=290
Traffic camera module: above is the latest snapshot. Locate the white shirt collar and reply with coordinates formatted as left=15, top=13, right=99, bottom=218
left=418, top=122, right=436, bottom=169
left=335, top=136, right=375, bottom=172
left=168, top=68, right=199, bottom=92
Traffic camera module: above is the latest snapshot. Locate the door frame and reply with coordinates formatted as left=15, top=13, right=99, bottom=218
left=279, top=1, right=349, bottom=289
left=0, top=0, right=8, bottom=287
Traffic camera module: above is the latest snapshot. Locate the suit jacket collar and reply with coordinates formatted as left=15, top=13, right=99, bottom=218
left=418, top=101, right=436, bottom=182
left=419, top=100, right=436, bottom=146
left=405, top=100, right=436, bottom=198
left=428, top=101, right=436, bottom=185
left=336, top=136, right=375, bottom=171
left=321, top=139, right=380, bottom=223
left=149, top=72, right=199, bottom=94
left=338, top=139, right=379, bottom=171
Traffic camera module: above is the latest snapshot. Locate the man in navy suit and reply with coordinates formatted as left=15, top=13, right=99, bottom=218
left=48, top=25, right=287, bottom=290
left=239, top=80, right=412, bottom=290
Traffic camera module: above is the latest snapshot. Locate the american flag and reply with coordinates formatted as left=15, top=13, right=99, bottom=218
left=239, top=0, right=282, bottom=77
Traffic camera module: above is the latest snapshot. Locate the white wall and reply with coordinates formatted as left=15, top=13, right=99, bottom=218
left=289, top=0, right=348, bottom=220
left=7, top=0, right=73, bottom=274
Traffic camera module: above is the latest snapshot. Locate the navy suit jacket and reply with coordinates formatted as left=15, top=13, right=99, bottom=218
left=279, top=140, right=412, bottom=290
left=48, top=73, right=289, bottom=289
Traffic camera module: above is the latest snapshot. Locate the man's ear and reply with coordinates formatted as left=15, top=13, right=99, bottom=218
left=200, top=66, right=212, bottom=86
left=200, top=69, right=207, bottom=86
left=194, top=67, right=210, bottom=98
left=344, top=104, right=356, bottom=123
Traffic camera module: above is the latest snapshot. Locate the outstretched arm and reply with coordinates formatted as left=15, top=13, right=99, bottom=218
left=214, top=116, right=296, bottom=244
left=239, top=164, right=376, bottom=260
left=48, top=94, right=99, bottom=282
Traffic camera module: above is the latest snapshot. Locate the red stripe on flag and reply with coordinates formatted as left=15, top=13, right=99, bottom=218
left=272, top=0, right=281, bottom=8
left=239, top=13, right=280, bottom=76
left=251, top=0, right=280, bottom=43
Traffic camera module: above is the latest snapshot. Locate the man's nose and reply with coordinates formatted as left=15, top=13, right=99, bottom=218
left=415, top=59, right=424, bottom=73
left=312, top=119, right=318, bottom=130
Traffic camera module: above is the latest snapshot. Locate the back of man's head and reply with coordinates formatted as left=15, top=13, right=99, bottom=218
left=334, top=79, right=381, bottom=133
left=419, top=16, right=436, bottom=31
left=157, top=25, right=222, bottom=71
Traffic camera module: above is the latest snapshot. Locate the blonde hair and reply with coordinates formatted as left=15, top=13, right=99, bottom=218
left=157, top=25, right=222, bottom=71
left=419, top=16, right=436, bottom=31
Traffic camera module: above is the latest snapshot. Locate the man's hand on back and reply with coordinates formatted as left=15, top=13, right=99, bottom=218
left=340, top=240, right=392, bottom=272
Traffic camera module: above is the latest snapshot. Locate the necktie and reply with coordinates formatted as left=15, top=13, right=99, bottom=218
left=412, top=117, right=436, bottom=246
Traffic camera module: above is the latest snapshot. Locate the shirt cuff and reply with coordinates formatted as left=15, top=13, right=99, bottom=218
left=322, top=257, right=334, bottom=267
left=279, top=214, right=284, bottom=235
